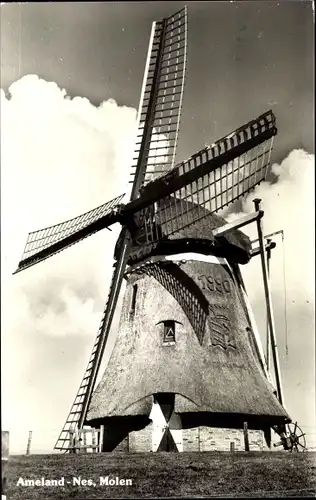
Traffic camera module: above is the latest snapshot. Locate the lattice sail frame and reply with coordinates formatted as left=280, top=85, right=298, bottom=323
left=134, top=110, right=276, bottom=245
left=130, top=7, right=187, bottom=187
left=15, top=193, right=125, bottom=273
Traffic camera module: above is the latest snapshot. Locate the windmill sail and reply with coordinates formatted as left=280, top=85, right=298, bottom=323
left=127, top=110, right=276, bottom=246
left=130, top=7, right=187, bottom=194
left=14, top=193, right=125, bottom=273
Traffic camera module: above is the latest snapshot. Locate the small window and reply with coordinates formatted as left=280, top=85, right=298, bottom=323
left=130, top=284, right=138, bottom=314
left=163, top=320, right=176, bottom=344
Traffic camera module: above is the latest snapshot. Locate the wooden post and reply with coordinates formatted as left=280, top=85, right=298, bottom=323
left=92, top=428, right=96, bottom=453
left=2, top=431, right=9, bottom=500
left=253, top=198, right=284, bottom=405
left=99, top=425, right=104, bottom=453
left=83, top=429, right=87, bottom=453
left=266, top=239, right=272, bottom=371
left=74, top=428, right=79, bottom=454
left=230, top=441, right=235, bottom=452
left=243, top=422, right=250, bottom=451
left=69, top=429, right=74, bottom=453
left=26, top=430, right=32, bottom=455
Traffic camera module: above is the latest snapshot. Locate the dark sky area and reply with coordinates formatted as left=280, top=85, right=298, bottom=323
left=1, top=1, right=314, bottom=166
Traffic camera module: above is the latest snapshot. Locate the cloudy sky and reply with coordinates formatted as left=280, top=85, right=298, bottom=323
left=1, top=1, right=314, bottom=453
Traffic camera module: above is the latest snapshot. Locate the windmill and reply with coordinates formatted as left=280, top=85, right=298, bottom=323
left=14, top=6, right=306, bottom=453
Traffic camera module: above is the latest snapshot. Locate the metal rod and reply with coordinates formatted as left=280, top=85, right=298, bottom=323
left=253, top=198, right=284, bottom=405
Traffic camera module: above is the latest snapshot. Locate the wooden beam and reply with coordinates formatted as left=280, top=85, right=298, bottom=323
left=250, top=240, right=276, bottom=258
left=266, top=239, right=272, bottom=372
left=212, top=211, right=263, bottom=238
left=124, top=128, right=277, bottom=216
left=253, top=198, right=284, bottom=405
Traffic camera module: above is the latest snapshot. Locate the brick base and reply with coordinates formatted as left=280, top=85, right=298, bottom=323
left=123, top=425, right=272, bottom=452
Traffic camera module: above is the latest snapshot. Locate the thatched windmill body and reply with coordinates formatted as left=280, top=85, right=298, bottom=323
left=15, top=7, right=306, bottom=453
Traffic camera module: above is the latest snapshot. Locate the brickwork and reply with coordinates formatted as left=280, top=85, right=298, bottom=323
left=182, top=428, right=200, bottom=451
left=127, top=425, right=268, bottom=452
left=129, top=424, right=153, bottom=452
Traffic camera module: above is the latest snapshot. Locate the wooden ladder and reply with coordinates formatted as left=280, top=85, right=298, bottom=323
left=54, top=267, right=117, bottom=452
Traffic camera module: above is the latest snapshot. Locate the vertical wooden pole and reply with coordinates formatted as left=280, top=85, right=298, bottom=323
left=92, top=428, right=96, bottom=453
left=83, top=428, right=87, bottom=453
left=69, top=429, right=74, bottom=453
left=253, top=198, right=284, bottom=405
left=266, top=239, right=272, bottom=371
left=243, top=422, right=250, bottom=451
left=74, top=427, right=79, bottom=454
left=26, top=430, right=32, bottom=455
left=2, top=431, right=9, bottom=500
left=99, top=425, right=104, bottom=453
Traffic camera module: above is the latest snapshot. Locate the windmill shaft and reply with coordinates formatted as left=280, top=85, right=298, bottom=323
left=78, top=228, right=132, bottom=429
left=125, top=126, right=277, bottom=217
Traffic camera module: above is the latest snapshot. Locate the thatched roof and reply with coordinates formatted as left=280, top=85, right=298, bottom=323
left=86, top=259, right=289, bottom=430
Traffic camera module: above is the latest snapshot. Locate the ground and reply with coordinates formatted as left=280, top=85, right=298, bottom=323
left=5, top=451, right=316, bottom=499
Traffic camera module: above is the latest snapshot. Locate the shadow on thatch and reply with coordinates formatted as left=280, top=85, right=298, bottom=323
left=143, top=261, right=209, bottom=344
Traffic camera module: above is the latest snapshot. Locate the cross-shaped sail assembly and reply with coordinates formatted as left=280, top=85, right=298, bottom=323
left=15, top=110, right=276, bottom=274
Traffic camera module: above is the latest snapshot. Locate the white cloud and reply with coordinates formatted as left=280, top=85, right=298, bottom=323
left=1, top=75, right=138, bottom=446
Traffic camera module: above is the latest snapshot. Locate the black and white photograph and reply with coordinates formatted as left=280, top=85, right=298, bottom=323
left=1, top=1, right=315, bottom=498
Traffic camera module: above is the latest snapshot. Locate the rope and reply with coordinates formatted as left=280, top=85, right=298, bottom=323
left=281, top=231, right=289, bottom=357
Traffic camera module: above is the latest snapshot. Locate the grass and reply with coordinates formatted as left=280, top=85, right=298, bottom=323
left=5, top=451, right=316, bottom=499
